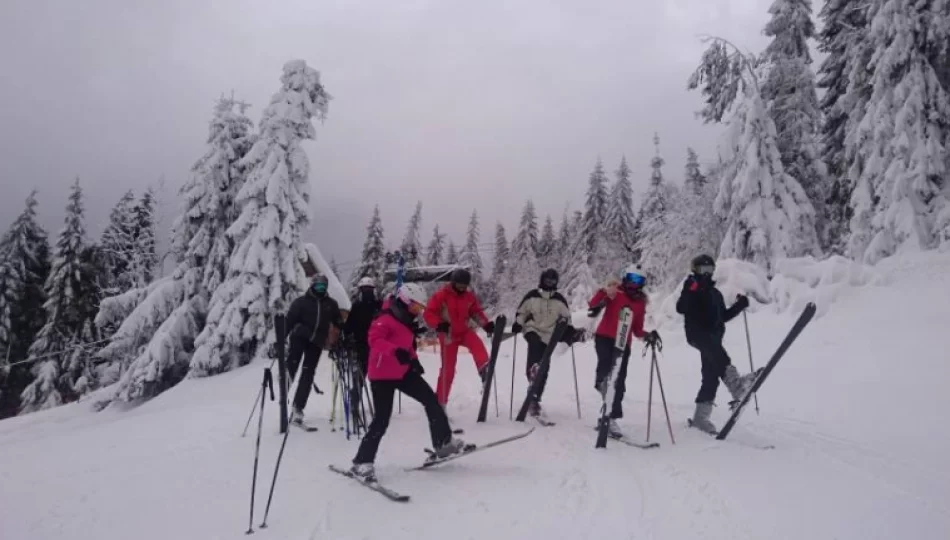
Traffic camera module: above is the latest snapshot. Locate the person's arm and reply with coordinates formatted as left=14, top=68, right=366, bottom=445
left=285, top=298, right=301, bottom=334
left=468, top=292, right=490, bottom=328
left=422, top=288, right=444, bottom=329
left=723, top=294, right=749, bottom=322
left=630, top=300, right=647, bottom=339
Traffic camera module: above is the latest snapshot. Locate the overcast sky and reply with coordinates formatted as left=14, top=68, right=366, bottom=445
left=0, top=0, right=775, bottom=276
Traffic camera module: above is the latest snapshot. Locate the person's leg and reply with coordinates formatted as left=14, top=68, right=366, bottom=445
left=353, top=381, right=397, bottom=465
left=610, top=345, right=632, bottom=419
left=436, top=335, right=461, bottom=406
left=523, top=333, right=549, bottom=401
left=462, top=330, right=490, bottom=373
left=397, top=371, right=453, bottom=449
left=293, top=346, right=322, bottom=411
left=691, top=338, right=721, bottom=433
left=594, top=336, right=616, bottom=393
left=286, top=338, right=305, bottom=381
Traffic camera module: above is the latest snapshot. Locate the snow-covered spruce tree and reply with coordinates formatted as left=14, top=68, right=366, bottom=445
left=101, top=97, right=256, bottom=399
left=445, top=241, right=459, bottom=265
left=348, top=205, right=387, bottom=292
left=128, top=188, right=158, bottom=287
left=483, top=222, right=510, bottom=309
left=555, top=210, right=571, bottom=276
left=537, top=214, right=556, bottom=271
left=190, top=61, right=330, bottom=376
left=634, top=134, right=680, bottom=282
left=0, top=192, right=50, bottom=415
left=818, top=0, right=872, bottom=253
left=563, top=210, right=596, bottom=310
left=761, top=0, right=830, bottom=249
left=457, top=210, right=484, bottom=288
left=502, top=200, right=540, bottom=311
left=581, top=158, right=610, bottom=278
left=846, top=0, right=950, bottom=262
left=400, top=201, right=424, bottom=264
left=425, top=224, right=445, bottom=266
left=604, top=156, right=636, bottom=264
left=685, top=147, right=707, bottom=194
left=20, top=179, right=97, bottom=412
left=99, top=190, right=138, bottom=296
left=688, top=38, right=819, bottom=272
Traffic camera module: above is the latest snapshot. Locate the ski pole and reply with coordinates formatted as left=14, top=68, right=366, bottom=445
left=329, top=361, right=339, bottom=431
left=645, top=345, right=655, bottom=443
left=493, top=366, right=500, bottom=417
left=742, top=311, right=760, bottom=415
left=652, top=346, right=675, bottom=445
left=509, top=337, right=517, bottom=420
left=242, top=386, right=263, bottom=437
left=247, top=368, right=274, bottom=534
left=570, top=345, right=581, bottom=419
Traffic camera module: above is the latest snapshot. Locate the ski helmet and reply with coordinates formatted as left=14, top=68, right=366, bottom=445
left=311, top=274, right=329, bottom=293
left=450, top=268, right=472, bottom=286
left=690, top=254, right=716, bottom=276
left=357, top=276, right=376, bottom=288
left=396, top=283, right=427, bottom=314
left=621, top=265, right=646, bottom=288
left=539, top=268, right=559, bottom=291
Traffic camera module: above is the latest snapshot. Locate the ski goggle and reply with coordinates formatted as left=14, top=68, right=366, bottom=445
left=541, top=277, right=558, bottom=288
left=623, top=272, right=646, bottom=287
left=312, top=282, right=328, bottom=293
left=407, top=301, right=425, bottom=315
left=694, top=265, right=715, bottom=276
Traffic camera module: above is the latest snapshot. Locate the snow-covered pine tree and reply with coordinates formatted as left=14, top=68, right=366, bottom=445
left=845, top=0, right=950, bottom=262
left=555, top=209, right=572, bottom=277
left=99, top=191, right=138, bottom=295
left=483, top=222, right=510, bottom=309
left=101, top=97, right=256, bottom=399
left=604, top=156, right=636, bottom=264
left=348, top=205, right=387, bottom=292
left=688, top=38, right=820, bottom=272
left=20, top=179, right=96, bottom=412
left=634, top=134, right=681, bottom=281
left=400, top=201, right=423, bottom=265
left=581, top=159, right=610, bottom=278
left=503, top=201, right=541, bottom=311
left=129, top=188, right=158, bottom=287
left=457, top=210, right=484, bottom=288
left=761, top=0, right=829, bottom=250
left=817, top=0, right=869, bottom=253
left=563, top=210, right=596, bottom=309
left=425, top=224, right=445, bottom=266
left=191, top=61, right=330, bottom=376
left=537, top=214, right=556, bottom=271
left=0, top=192, right=50, bottom=416
left=445, top=241, right=459, bottom=265
left=685, top=148, right=707, bottom=194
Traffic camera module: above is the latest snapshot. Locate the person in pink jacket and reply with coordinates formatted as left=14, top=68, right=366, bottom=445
left=350, top=283, right=469, bottom=482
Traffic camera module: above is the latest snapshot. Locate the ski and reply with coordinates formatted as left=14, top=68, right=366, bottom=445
left=530, top=415, right=556, bottom=427
left=410, top=427, right=536, bottom=471
left=596, top=307, right=633, bottom=449
left=327, top=465, right=410, bottom=502
left=687, top=419, right=775, bottom=450
left=291, top=421, right=318, bottom=432
left=477, top=314, right=508, bottom=423
left=515, top=319, right=569, bottom=422
left=590, top=426, right=659, bottom=449
left=716, top=302, right=817, bottom=441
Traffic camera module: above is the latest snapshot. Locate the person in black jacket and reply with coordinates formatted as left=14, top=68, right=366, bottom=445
left=285, top=274, right=344, bottom=427
left=676, top=254, right=757, bottom=434
left=343, top=276, right=382, bottom=379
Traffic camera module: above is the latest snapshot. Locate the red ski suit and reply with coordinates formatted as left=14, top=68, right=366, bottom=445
left=589, top=288, right=647, bottom=346
left=423, top=284, right=491, bottom=405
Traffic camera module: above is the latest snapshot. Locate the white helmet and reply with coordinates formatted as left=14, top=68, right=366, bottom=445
left=396, top=283, right=427, bottom=309
left=357, top=276, right=376, bottom=288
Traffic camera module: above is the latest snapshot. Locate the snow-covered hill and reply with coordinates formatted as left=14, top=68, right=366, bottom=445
left=1, top=253, right=948, bottom=540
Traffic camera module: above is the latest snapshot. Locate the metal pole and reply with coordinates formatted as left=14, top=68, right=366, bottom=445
left=742, top=311, right=760, bottom=414
left=570, top=345, right=581, bottom=419
left=275, top=315, right=288, bottom=434
left=646, top=346, right=655, bottom=442
left=509, top=337, right=517, bottom=420
left=653, top=348, right=675, bottom=445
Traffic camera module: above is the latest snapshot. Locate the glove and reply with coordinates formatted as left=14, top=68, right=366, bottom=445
left=511, top=322, right=523, bottom=334
left=394, top=348, right=412, bottom=365
left=572, top=328, right=587, bottom=343
left=412, top=323, right=427, bottom=335
left=644, top=330, right=662, bottom=347
left=436, top=322, right=450, bottom=333
left=561, top=327, right=583, bottom=345
left=483, top=321, right=495, bottom=335
left=588, top=303, right=604, bottom=318
left=734, top=294, right=750, bottom=311
left=409, top=358, right=425, bottom=375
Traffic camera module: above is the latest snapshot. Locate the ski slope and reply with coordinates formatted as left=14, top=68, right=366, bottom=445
left=1, top=253, right=949, bottom=540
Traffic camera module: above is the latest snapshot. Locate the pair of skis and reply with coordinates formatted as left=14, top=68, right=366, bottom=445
left=514, top=318, right=570, bottom=423
left=595, top=307, right=633, bottom=449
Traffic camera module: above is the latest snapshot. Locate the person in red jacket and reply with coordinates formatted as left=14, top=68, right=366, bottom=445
left=350, top=283, right=469, bottom=483
left=423, top=268, right=495, bottom=407
left=587, top=266, right=661, bottom=438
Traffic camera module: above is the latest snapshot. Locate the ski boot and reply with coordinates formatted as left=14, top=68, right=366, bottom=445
left=607, top=418, right=623, bottom=438
left=428, top=436, right=473, bottom=462
left=723, top=365, right=760, bottom=409
left=350, top=462, right=377, bottom=483
left=689, top=401, right=717, bottom=434
left=290, top=406, right=306, bottom=426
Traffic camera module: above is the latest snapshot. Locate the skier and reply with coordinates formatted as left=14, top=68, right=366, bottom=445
left=511, top=269, right=585, bottom=422
left=676, top=254, right=755, bottom=434
left=587, top=266, right=661, bottom=437
left=350, top=283, right=468, bottom=481
left=422, top=268, right=495, bottom=407
left=285, top=274, right=345, bottom=427
left=344, top=276, right=382, bottom=381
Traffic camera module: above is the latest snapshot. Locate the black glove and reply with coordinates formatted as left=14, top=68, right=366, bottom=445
left=436, top=322, right=450, bottom=333
left=588, top=304, right=604, bottom=318
left=644, top=330, right=662, bottom=347
left=572, top=328, right=587, bottom=343
left=483, top=321, right=495, bottom=335
left=394, top=348, right=412, bottom=365
left=409, top=358, right=425, bottom=375
left=412, top=323, right=427, bottom=336
left=734, top=294, right=750, bottom=311
left=511, top=322, right=523, bottom=334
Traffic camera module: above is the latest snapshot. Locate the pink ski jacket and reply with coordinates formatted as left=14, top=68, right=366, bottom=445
left=367, top=310, right=418, bottom=381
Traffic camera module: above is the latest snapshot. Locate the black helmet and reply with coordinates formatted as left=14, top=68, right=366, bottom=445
left=539, top=268, right=559, bottom=290
left=690, top=254, right=716, bottom=275
left=450, top=268, right=471, bottom=286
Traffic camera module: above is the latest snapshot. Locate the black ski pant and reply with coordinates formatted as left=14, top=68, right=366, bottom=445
left=687, top=334, right=732, bottom=403
left=287, top=338, right=323, bottom=412
left=353, top=371, right=452, bottom=464
left=523, top=332, right=550, bottom=402
left=594, top=335, right=632, bottom=419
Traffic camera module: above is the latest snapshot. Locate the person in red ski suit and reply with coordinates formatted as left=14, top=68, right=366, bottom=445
left=422, top=268, right=495, bottom=407
left=588, top=266, right=661, bottom=437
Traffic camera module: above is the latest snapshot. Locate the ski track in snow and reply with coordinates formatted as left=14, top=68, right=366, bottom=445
left=2, top=252, right=950, bottom=540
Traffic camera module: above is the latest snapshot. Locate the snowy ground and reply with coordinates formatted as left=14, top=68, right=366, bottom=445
left=2, top=253, right=949, bottom=540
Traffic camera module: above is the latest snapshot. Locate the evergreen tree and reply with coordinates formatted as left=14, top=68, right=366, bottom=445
left=688, top=38, right=819, bottom=272
left=604, top=156, right=636, bottom=263
left=349, top=205, right=386, bottom=292
left=634, top=135, right=679, bottom=280
left=20, top=179, right=96, bottom=412
left=537, top=214, right=556, bottom=271
left=99, top=191, right=138, bottom=295
left=457, top=210, right=483, bottom=287
left=191, top=60, right=330, bottom=376
left=563, top=211, right=596, bottom=310
left=445, top=241, right=459, bottom=265
left=684, top=148, right=707, bottom=194
left=555, top=210, right=572, bottom=276
left=846, top=0, right=950, bottom=262
left=582, top=159, right=609, bottom=277
left=425, top=224, right=445, bottom=266
left=503, top=201, right=541, bottom=310
left=400, top=201, right=423, bottom=265
left=101, top=96, right=255, bottom=399
left=129, top=188, right=158, bottom=287
left=761, top=0, right=829, bottom=249
left=484, top=222, right=509, bottom=308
